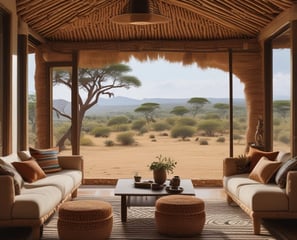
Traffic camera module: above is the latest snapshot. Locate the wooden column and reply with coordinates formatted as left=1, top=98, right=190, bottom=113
left=291, top=20, right=297, bottom=156
left=35, top=48, right=51, bottom=148
left=228, top=49, right=233, bottom=157
left=263, top=40, right=273, bottom=151
left=71, top=51, right=80, bottom=155
left=17, top=33, right=28, bottom=150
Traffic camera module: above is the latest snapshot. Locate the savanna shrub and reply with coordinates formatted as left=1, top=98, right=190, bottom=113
left=91, top=126, right=110, bottom=137
left=80, top=137, right=95, bottom=146
left=107, top=116, right=129, bottom=126
left=279, top=134, right=290, bottom=144
left=176, top=117, right=197, bottom=126
left=199, top=139, right=208, bottom=145
left=171, top=125, right=195, bottom=139
left=152, top=122, right=171, bottom=131
left=116, top=132, right=135, bottom=145
left=104, top=140, right=115, bottom=147
left=216, top=136, right=225, bottom=142
left=149, top=134, right=155, bottom=139
left=131, top=119, right=146, bottom=131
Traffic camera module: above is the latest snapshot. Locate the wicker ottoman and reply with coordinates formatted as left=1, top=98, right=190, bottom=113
left=58, top=200, right=113, bottom=240
left=155, top=195, right=205, bottom=237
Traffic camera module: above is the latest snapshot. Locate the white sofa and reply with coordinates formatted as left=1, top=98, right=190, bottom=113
left=223, top=149, right=297, bottom=235
left=0, top=152, right=83, bottom=240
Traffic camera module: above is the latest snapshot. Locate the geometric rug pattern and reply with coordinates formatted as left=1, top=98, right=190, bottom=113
left=42, top=196, right=275, bottom=240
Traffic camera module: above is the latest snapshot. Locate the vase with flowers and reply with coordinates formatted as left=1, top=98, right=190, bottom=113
left=148, top=154, right=177, bottom=185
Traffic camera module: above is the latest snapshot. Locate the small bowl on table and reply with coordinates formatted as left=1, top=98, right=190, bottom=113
left=151, top=183, right=164, bottom=191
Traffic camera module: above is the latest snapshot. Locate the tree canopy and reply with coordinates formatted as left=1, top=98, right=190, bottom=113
left=187, top=97, right=210, bottom=117
left=53, top=64, right=141, bottom=150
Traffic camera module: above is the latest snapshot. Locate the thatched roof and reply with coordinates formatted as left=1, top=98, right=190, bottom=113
left=17, top=0, right=294, bottom=44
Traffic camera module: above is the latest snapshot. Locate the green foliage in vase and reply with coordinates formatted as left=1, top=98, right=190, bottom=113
left=148, top=154, right=177, bottom=174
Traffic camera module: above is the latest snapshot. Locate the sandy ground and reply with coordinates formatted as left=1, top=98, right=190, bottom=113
left=62, top=132, right=249, bottom=180
left=61, top=132, right=289, bottom=180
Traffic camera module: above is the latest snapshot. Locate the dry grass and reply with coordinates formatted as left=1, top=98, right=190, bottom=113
left=61, top=131, right=290, bottom=181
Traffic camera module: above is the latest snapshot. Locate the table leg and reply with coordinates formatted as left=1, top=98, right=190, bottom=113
left=121, top=195, right=127, bottom=222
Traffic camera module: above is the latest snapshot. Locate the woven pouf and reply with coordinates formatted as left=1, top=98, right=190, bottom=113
left=155, top=195, right=205, bottom=237
left=58, top=200, right=113, bottom=240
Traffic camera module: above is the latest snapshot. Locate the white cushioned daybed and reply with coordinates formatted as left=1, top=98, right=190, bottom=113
left=223, top=147, right=297, bottom=235
left=0, top=148, right=83, bottom=240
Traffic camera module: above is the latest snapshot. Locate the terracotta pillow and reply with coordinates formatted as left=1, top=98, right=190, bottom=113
left=247, top=147, right=279, bottom=171
left=29, top=147, right=62, bottom=173
left=249, top=157, right=281, bottom=184
left=12, top=160, right=46, bottom=183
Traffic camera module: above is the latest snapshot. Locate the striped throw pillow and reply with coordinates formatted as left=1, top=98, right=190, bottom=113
left=29, top=147, right=62, bottom=173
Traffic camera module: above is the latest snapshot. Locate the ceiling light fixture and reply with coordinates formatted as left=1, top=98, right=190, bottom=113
left=111, top=0, right=170, bottom=25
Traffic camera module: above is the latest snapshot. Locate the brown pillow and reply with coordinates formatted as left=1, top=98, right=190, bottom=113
left=12, top=160, right=46, bottom=183
left=249, top=157, right=281, bottom=184
left=0, top=165, right=21, bottom=195
left=29, top=147, right=62, bottom=173
left=247, top=147, right=279, bottom=171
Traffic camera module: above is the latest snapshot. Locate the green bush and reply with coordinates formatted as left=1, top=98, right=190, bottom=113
left=149, top=134, right=155, bottom=139
left=104, top=140, right=115, bottom=147
left=131, top=119, right=146, bottom=131
left=171, top=125, right=195, bottom=139
left=80, top=137, right=95, bottom=146
left=152, top=122, right=171, bottom=131
left=116, top=124, right=130, bottom=132
left=197, top=119, right=222, bottom=136
left=116, top=132, right=135, bottom=145
left=176, top=117, right=197, bottom=126
left=279, top=134, right=290, bottom=144
left=216, top=136, right=225, bottom=142
left=91, top=126, right=111, bottom=137
left=107, top=116, right=129, bottom=126
left=199, top=139, right=208, bottom=145
left=165, top=117, right=177, bottom=126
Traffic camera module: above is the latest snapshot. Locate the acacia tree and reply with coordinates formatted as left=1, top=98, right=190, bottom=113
left=134, top=103, right=160, bottom=125
left=170, top=106, right=189, bottom=116
left=213, top=103, right=229, bottom=118
left=187, top=97, right=210, bottom=117
left=53, top=64, right=141, bottom=150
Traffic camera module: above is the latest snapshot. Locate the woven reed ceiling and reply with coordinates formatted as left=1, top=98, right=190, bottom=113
left=16, top=0, right=294, bottom=43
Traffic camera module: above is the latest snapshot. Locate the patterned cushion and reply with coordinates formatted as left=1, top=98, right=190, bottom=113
left=249, top=157, right=281, bottom=184
left=12, top=160, right=46, bottom=183
left=247, top=147, right=279, bottom=171
left=29, top=147, right=62, bottom=173
left=275, top=158, right=297, bottom=188
left=0, top=164, right=22, bottom=195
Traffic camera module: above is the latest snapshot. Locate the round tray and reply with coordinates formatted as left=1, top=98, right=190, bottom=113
left=165, top=186, right=184, bottom=194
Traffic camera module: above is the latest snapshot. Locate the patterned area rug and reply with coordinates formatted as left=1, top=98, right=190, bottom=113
left=42, top=196, right=275, bottom=240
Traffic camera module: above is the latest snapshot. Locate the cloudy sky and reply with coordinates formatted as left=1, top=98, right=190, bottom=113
left=28, top=49, right=290, bottom=100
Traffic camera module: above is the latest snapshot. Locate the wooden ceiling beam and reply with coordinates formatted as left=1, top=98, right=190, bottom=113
left=259, top=4, right=297, bottom=41
left=48, top=39, right=260, bottom=53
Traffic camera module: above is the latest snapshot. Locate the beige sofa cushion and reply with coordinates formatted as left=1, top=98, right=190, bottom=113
left=24, top=171, right=77, bottom=198
left=238, top=184, right=288, bottom=211
left=223, top=174, right=259, bottom=197
left=13, top=186, right=62, bottom=219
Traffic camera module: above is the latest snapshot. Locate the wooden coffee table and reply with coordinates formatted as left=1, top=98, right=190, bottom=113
left=114, top=178, right=195, bottom=222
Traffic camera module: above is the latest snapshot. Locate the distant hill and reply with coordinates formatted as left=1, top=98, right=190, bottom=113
left=53, top=96, right=246, bottom=117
